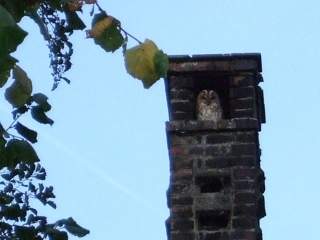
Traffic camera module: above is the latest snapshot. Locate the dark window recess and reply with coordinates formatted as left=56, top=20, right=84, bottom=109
left=193, top=75, right=231, bottom=119
left=196, top=176, right=230, bottom=193
left=197, top=210, right=230, bottom=230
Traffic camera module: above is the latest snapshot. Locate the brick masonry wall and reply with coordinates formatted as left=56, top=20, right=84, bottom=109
left=166, top=121, right=265, bottom=240
left=165, top=54, right=266, bottom=240
left=167, top=73, right=264, bottom=123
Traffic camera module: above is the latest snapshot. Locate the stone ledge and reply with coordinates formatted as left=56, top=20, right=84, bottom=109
left=168, top=53, right=262, bottom=73
left=166, top=118, right=259, bottom=132
left=194, top=193, right=231, bottom=210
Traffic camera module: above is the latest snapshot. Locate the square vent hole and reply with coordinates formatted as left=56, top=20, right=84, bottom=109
left=196, top=176, right=231, bottom=193
left=197, top=210, right=230, bottom=230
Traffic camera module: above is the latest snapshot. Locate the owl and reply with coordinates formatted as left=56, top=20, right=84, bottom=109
left=196, top=90, right=223, bottom=121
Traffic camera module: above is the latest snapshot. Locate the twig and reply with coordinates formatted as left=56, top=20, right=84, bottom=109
left=120, top=27, right=142, bottom=44
left=94, top=0, right=142, bottom=44
left=95, top=1, right=104, bottom=12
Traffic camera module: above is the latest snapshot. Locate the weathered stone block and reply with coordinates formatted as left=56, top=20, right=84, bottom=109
left=233, top=167, right=258, bottom=180
left=229, top=87, right=255, bottom=99
left=170, top=111, right=194, bottom=120
left=170, top=156, right=193, bottom=171
left=189, top=146, right=205, bottom=155
left=230, top=109, right=255, bottom=118
left=170, top=89, right=195, bottom=100
left=257, top=196, right=266, bottom=219
left=171, top=218, right=194, bottom=231
left=234, top=193, right=257, bottom=204
left=205, top=157, right=231, bottom=169
left=230, top=98, right=255, bottom=110
left=234, top=180, right=256, bottom=191
left=172, top=206, right=194, bottom=218
left=235, top=132, right=257, bottom=143
left=232, top=217, right=257, bottom=229
left=171, top=232, right=195, bottom=240
left=230, top=230, right=257, bottom=240
left=233, top=204, right=257, bottom=217
left=229, top=157, right=257, bottom=167
left=171, top=101, right=194, bottom=113
left=171, top=183, right=193, bottom=195
left=256, top=86, right=266, bottom=124
left=205, top=145, right=232, bottom=156
left=171, top=169, right=193, bottom=182
left=169, top=146, right=189, bottom=158
left=230, top=75, right=256, bottom=87
left=199, top=231, right=230, bottom=240
left=231, top=144, right=257, bottom=156
left=169, top=75, right=195, bottom=88
left=206, top=133, right=234, bottom=144
left=171, top=196, right=194, bottom=206
left=171, top=135, right=201, bottom=146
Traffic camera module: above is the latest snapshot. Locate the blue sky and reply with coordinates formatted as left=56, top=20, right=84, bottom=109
left=1, top=0, right=320, bottom=239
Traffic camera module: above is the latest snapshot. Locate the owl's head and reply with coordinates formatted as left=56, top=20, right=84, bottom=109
left=197, top=89, right=220, bottom=105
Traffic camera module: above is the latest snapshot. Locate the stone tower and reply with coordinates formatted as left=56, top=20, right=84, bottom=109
left=165, top=54, right=266, bottom=240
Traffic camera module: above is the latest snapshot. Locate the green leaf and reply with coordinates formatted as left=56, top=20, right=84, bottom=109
left=6, top=139, right=40, bottom=165
left=15, top=122, right=38, bottom=143
left=12, top=105, right=29, bottom=119
left=35, top=172, right=46, bottom=180
left=5, top=65, right=33, bottom=107
left=94, top=24, right=124, bottom=52
left=0, top=222, right=12, bottom=232
left=1, top=204, right=26, bottom=221
left=47, top=0, right=64, bottom=10
left=0, top=122, right=5, bottom=135
left=46, top=228, right=68, bottom=240
left=47, top=200, right=57, bottom=209
left=154, top=50, right=169, bottom=78
left=61, top=76, right=71, bottom=84
left=4, top=182, right=13, bottom=192
left=0, top=134, right=7, bottom=167
left=28, top=182, right=36, bottom=192
left=91, top=13, right=124, bottom=52
left=0, top=192, right=14, bottom=204
left=12, top=65, right=32, bottom=93
left=63, top=217, right=90, bottom=237
left=0, top=137, right=7, bottom=168
left=0, top=0, right=28, bottom=22
left=0, top=5, right=28, bottom=57
left=15, top=226, right=37, bottom=240
left=0, top=55, right=17, bottom=88
left=64, top=9, right=86, bottom=31
left=1, top=173, right=12, bottom=181
left=31, top=106, right=54, bottom=125
left=32, top=93, right=52, bottom=112
left=0, top=137, right=8, bottom=170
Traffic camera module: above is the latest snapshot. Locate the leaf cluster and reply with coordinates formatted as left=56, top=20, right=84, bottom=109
left=1, top=0, right=169, bottom=239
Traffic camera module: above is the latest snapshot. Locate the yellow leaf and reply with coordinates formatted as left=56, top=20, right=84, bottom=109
left=88, top=16, right=114, bottom=38
left=124, top=39, right=161, bottom=88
